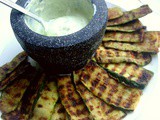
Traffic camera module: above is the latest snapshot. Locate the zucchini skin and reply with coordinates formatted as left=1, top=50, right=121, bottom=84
left=73, top=71, right=126, bottom=120
left=31, top=78, right=58, bottom=120
left=78, top=60, right=142, bottom=111
left=51, top=102, right=69, bottom=120
left=100, top=63, right=154, bottom=89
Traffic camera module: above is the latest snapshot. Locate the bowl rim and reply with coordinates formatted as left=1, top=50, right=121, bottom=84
left=10, top=0, right=108, bottom=48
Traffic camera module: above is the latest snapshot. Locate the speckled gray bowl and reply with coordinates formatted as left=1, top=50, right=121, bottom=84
left=10, top=0, right=108, bottom=73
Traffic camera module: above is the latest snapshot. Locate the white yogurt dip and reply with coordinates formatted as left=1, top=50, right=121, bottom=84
left=25, top=0, right=94, bottom=36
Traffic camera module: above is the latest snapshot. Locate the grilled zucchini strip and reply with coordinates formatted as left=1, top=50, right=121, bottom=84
left=58, top=76, right=91, bottom=120
left=0, top=52, right=27, bottom=82
left=104, top=32, right=159, bottom=53
left=73, top=71, right=126, bottom=120
left=0, top=67, right=35, bottom=113
left=51, top=102, right=69, bottom=120
left=95, top=46, right=151, bottom=66
left=101, top=63, right=153, bottom=89
left=79, top=60, right=142, bottom=111
left=31, top=79, right=58, bottom=120
left=103, top=31, right=144, bottom=42
left=107, top=5, right=152, bottom=26
left=106, top=20, right=146, bottom=32
left=108, top=7, right=123, bottom=20
left=0, top=62, right=31, bottom=90
left=2, top=72, right=45, bottom=120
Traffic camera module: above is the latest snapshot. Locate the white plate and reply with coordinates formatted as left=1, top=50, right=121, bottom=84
left=0, top=1, right=160, bottom=120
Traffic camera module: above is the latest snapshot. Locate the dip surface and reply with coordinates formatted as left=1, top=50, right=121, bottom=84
left=25, top=0, right=94, bottom=36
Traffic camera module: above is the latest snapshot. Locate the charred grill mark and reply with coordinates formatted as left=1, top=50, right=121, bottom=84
left=103, top=77, right=110, bottom=86
left=142, top=53, right=150, bottom=59
left=57, top=107, right=65, bottom=114
left=91, top=79, right=99, bottom=88
left=90, top=86, right=95, bottom=91
left=37, top=104, right=43, bottom=108
left=106, top=97, right=111, bottom=103
left=5, top=88, right=11, bottom=94
left=131, top=52, right=137, bottom=58
left=124, top=102, right=132, bottom=109
left=119, top=64, right=128, bottom=75
left=7, top=100, right=15, bottom=107
left=77, top=86, right=87, bottom=94
left=89, top=105, right=94, bottom=111
left=39, top=117, right=47, bottom=120
left=105, top=108, right=114, bottom=115
left=115, top=96, right=123, bottom=106
left=81, top=74, right=90, bottom=83
left=58, top=85, right=64, bottom=90
left=99, top=84, right=106, bottom=92
left=41, top=96, right=49, bottom=100
left=98, top=92, right=102, bottom=97
left=44, top=86, right=51, bottom=91
left=14, top=93, right=21, bottom=98
left=137, top=70, right=153, bottom=84
left=71, top=100, right=78, bottom=107
left=124, top=93, right=135, bottom=109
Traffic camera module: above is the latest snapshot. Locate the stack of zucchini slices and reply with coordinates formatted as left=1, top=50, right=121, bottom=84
left=0, top=4, right=159, bottom=120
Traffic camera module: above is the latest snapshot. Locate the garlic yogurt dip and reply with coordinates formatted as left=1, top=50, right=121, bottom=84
left=25, top=0, right=94, bottom=36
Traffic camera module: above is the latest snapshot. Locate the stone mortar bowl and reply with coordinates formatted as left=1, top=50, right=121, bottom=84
left=10, top=0, right=108, bottom=74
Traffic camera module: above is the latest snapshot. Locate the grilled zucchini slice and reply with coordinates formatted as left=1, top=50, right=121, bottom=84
left=0, top=74, right=32, bottom=113
left=31, top=79, right=58, bottom=120
left=106, top=20, right=146, bottom=32
left=108, top=7, right=123, bottom=20
left=2, top=72, right=45, bottom=120
left=103, top=31, right=144, bottom=42
left=51, top=102, right=69, bottom=120
left=73, top=71, right=126, bottom=120
left=79, top=60, right=142, bottom=111
left=103, top=31, right=159, bottom=53
left=0, top=62, right=31, bottom=90
left=0, top=52, right=27, bottom=82
left=107, top=5, right=152, bottom=26
left=101, top=63, right=154, bottom=89
left=95, top=46, right=151, bottom=66
left=58, top=76, right=91, bottom=120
